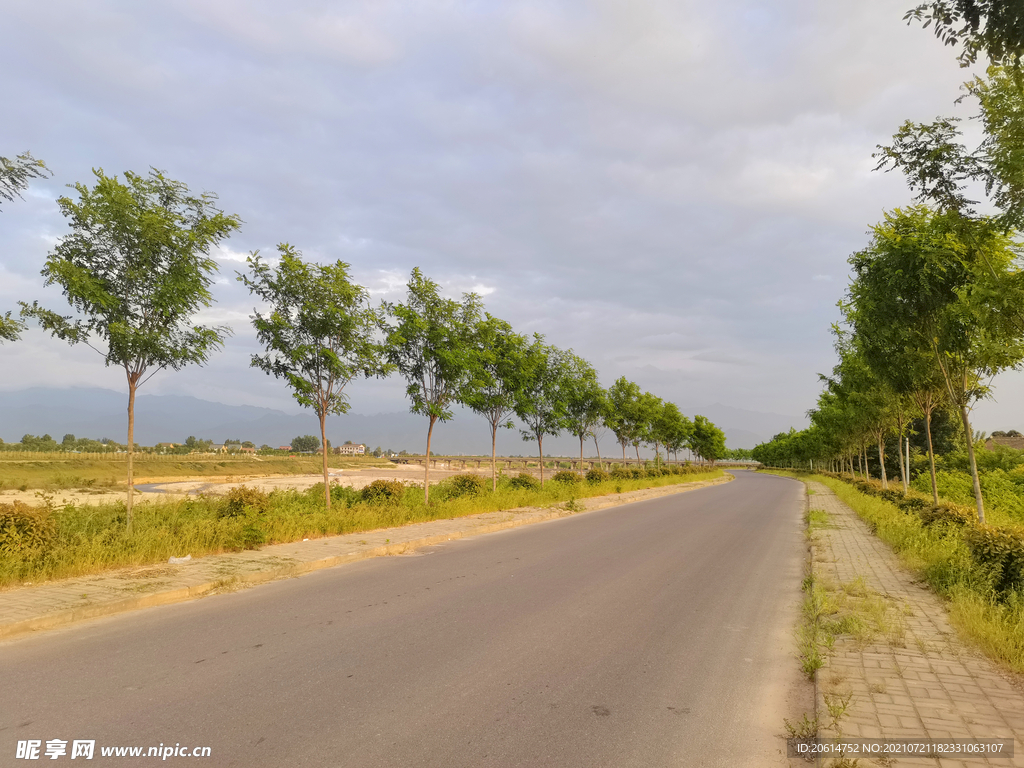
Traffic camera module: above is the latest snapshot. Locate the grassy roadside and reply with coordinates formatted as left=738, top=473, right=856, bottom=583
left=766, top=469, right=1024, bottom=674
left=0, top=467, right=724, bottom=588
left=0, top=454, right=394, bottom=491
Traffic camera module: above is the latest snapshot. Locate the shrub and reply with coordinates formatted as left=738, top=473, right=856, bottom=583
left=360, top=479, right=406, bottom=505
left=439, top=473, right=489, bottom=499
left=0, top=502, right=55, bottom=555
left=552, top=471, right=581, bottom=485
left=964, top=525, right=1024, bottom=596
left=219, top=486, right=271, bottom=518
left=919, top=503, right=973, bottom=529
left=610, top=466, right=633, bottom=480
left=330, top=483, right=360, bottom=506
left=507, top=473, right=541, bottom=491
left=586, top=468, right=610, bottom=484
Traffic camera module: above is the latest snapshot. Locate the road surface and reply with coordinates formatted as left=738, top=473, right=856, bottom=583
left=2, top=471, right=806, bottom=767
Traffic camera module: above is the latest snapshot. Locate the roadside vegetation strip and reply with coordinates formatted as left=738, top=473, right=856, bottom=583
left=0, top=466, right=723, bottom=588
left=763, top=469, right=1024, bottom=674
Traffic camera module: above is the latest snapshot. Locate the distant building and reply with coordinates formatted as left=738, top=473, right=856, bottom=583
left=334, top=443, right=366, bottom=456
left=985, top=436, right=1024, bottom=451
left=156, top=442, right=176, bottom=449
left=238, top=446, right=256, bottom=454
left=278, top=445, right=292, bottom=452
left=210, top=444, right=227, bottom=453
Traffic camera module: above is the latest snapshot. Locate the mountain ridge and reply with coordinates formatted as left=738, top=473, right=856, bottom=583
left=0, top=387, right=804, bottom=453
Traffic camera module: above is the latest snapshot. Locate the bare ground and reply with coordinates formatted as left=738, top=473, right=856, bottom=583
left=0, top=462, right=502, bottom=507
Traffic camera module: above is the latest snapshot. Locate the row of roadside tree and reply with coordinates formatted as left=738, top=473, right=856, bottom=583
left=0, top=161, right=725, bottom=527
left=753, top=61, right=1024, bottom=526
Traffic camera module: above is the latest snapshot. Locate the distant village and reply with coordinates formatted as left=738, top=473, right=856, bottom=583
left=0, top=433, right=405, bottom=457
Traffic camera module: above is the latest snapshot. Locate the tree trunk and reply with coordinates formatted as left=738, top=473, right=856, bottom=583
left=862, top=443, right=869, bottom=480
left=538, top=434, right=545, bottom=487
left=126, top=377, right=137, bottom=532
left=924, top=408, right=939, bottom=505
left=635, top=444, right=641, bottom=464
left=622, top=443, right=627, bottom=462
left=490, top=421, right=498, bottom=493
left=579, top=434, right=585, bottom=476
left=877, top=435, right=888, bottom=490
left=425, top=415, right=437, bottom=504
left=320, top=409, right=330, bottom=511
left=905, top=437, right=911, bottom=492
left=959, top=404, right=985, bottom=523
left=593, top=433, right=603, bottom=470
left=897, top=432, right=908, bottom=495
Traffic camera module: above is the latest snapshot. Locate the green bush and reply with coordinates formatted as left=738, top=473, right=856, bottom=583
left=919, top=503, right=973, bottom=529
left=330, top=483, right=360, bottom=506
left=507, top=473, right=541, bottom=491
left=0, top=502, right=55, bottom=555
left=552, top=471, right=582, bottom=485
left=586, top=468, right=610, bottom=484
left=964, top=525, right=1024, bottom=596
left=218, top=486, right=271, bottom=518
left=609, top=466, right=632, bottom=480
left=360, top=479, right=406, bottom=504
left=438, top=473, right=489, bottom=499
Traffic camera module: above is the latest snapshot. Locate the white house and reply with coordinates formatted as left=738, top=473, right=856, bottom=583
left=335, top=443, right=366, bottom=456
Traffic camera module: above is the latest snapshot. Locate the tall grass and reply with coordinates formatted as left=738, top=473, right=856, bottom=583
left=766, top=470, right=1024, bottom=673
left=0, top=468, right=723, bottom=588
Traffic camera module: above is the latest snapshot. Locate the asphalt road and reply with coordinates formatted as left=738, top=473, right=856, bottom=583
left=2, top=471, right=806, bottom=767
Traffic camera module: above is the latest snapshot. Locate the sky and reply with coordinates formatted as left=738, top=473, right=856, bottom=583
left=2, top=0, right=1021, bottom=436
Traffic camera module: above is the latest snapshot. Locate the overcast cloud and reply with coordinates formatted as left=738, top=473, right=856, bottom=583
left=2, top=0, right=1020, bottom=434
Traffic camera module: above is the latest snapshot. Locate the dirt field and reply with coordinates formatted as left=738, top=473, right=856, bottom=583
left=0, top=462, right=497, bottom=507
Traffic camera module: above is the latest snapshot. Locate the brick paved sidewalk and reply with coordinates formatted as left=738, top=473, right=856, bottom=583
left=0, top=474, right=731, bottom=642
left=808, top=480, right=1024, bottom=767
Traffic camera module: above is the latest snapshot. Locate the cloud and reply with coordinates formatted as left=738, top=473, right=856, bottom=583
left=1, top=0, right=1014, bottom=432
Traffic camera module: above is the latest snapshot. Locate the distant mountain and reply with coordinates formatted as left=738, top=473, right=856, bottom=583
left=0, top=388, right=802, bottom=454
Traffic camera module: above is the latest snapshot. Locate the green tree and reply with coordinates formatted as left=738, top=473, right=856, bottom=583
left=462, top=315, right=532, bottom=491
left=21, top=169, right=238, bottom=528
left=515, top=341, right=569, bottom=487
left=291, top=435, right=320, bottom=453
left=239, top=245, right=390, bottom=511
left=0, top=151, right=49, bottom=210
left=605, top=377, right=642, bottom=462
left=656, top=402, right=693, bottom=464
left=631, top=391, right=662, bottom=463
left=559, top=353, right=606, bottom=473
left=1, top=152, right=50, bottom=342
left=904, top=1, right=1024, bottom=66
left=385, top=268, right=482, bottom=503
left=690, top=415, right=726, bottom=466
left=846, top=207, right=1024, bottom=520
left=0, top=312, right=24, bottom=343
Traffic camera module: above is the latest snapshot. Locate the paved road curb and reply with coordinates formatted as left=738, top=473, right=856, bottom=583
left=0, top=473, right=734, bottom=641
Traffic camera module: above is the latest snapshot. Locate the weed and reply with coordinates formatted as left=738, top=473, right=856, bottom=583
left=783, top=713, right=819, bottom=740
left=823, top=690, right=854, bottom=731
left=564, top=497, right=583, bottom=512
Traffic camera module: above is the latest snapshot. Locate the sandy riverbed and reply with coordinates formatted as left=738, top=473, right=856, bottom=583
left=0, top=462, right=498, bottom=507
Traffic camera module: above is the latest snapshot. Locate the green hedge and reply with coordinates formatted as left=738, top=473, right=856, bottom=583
left=825, top=472, right=1024, bottom=601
